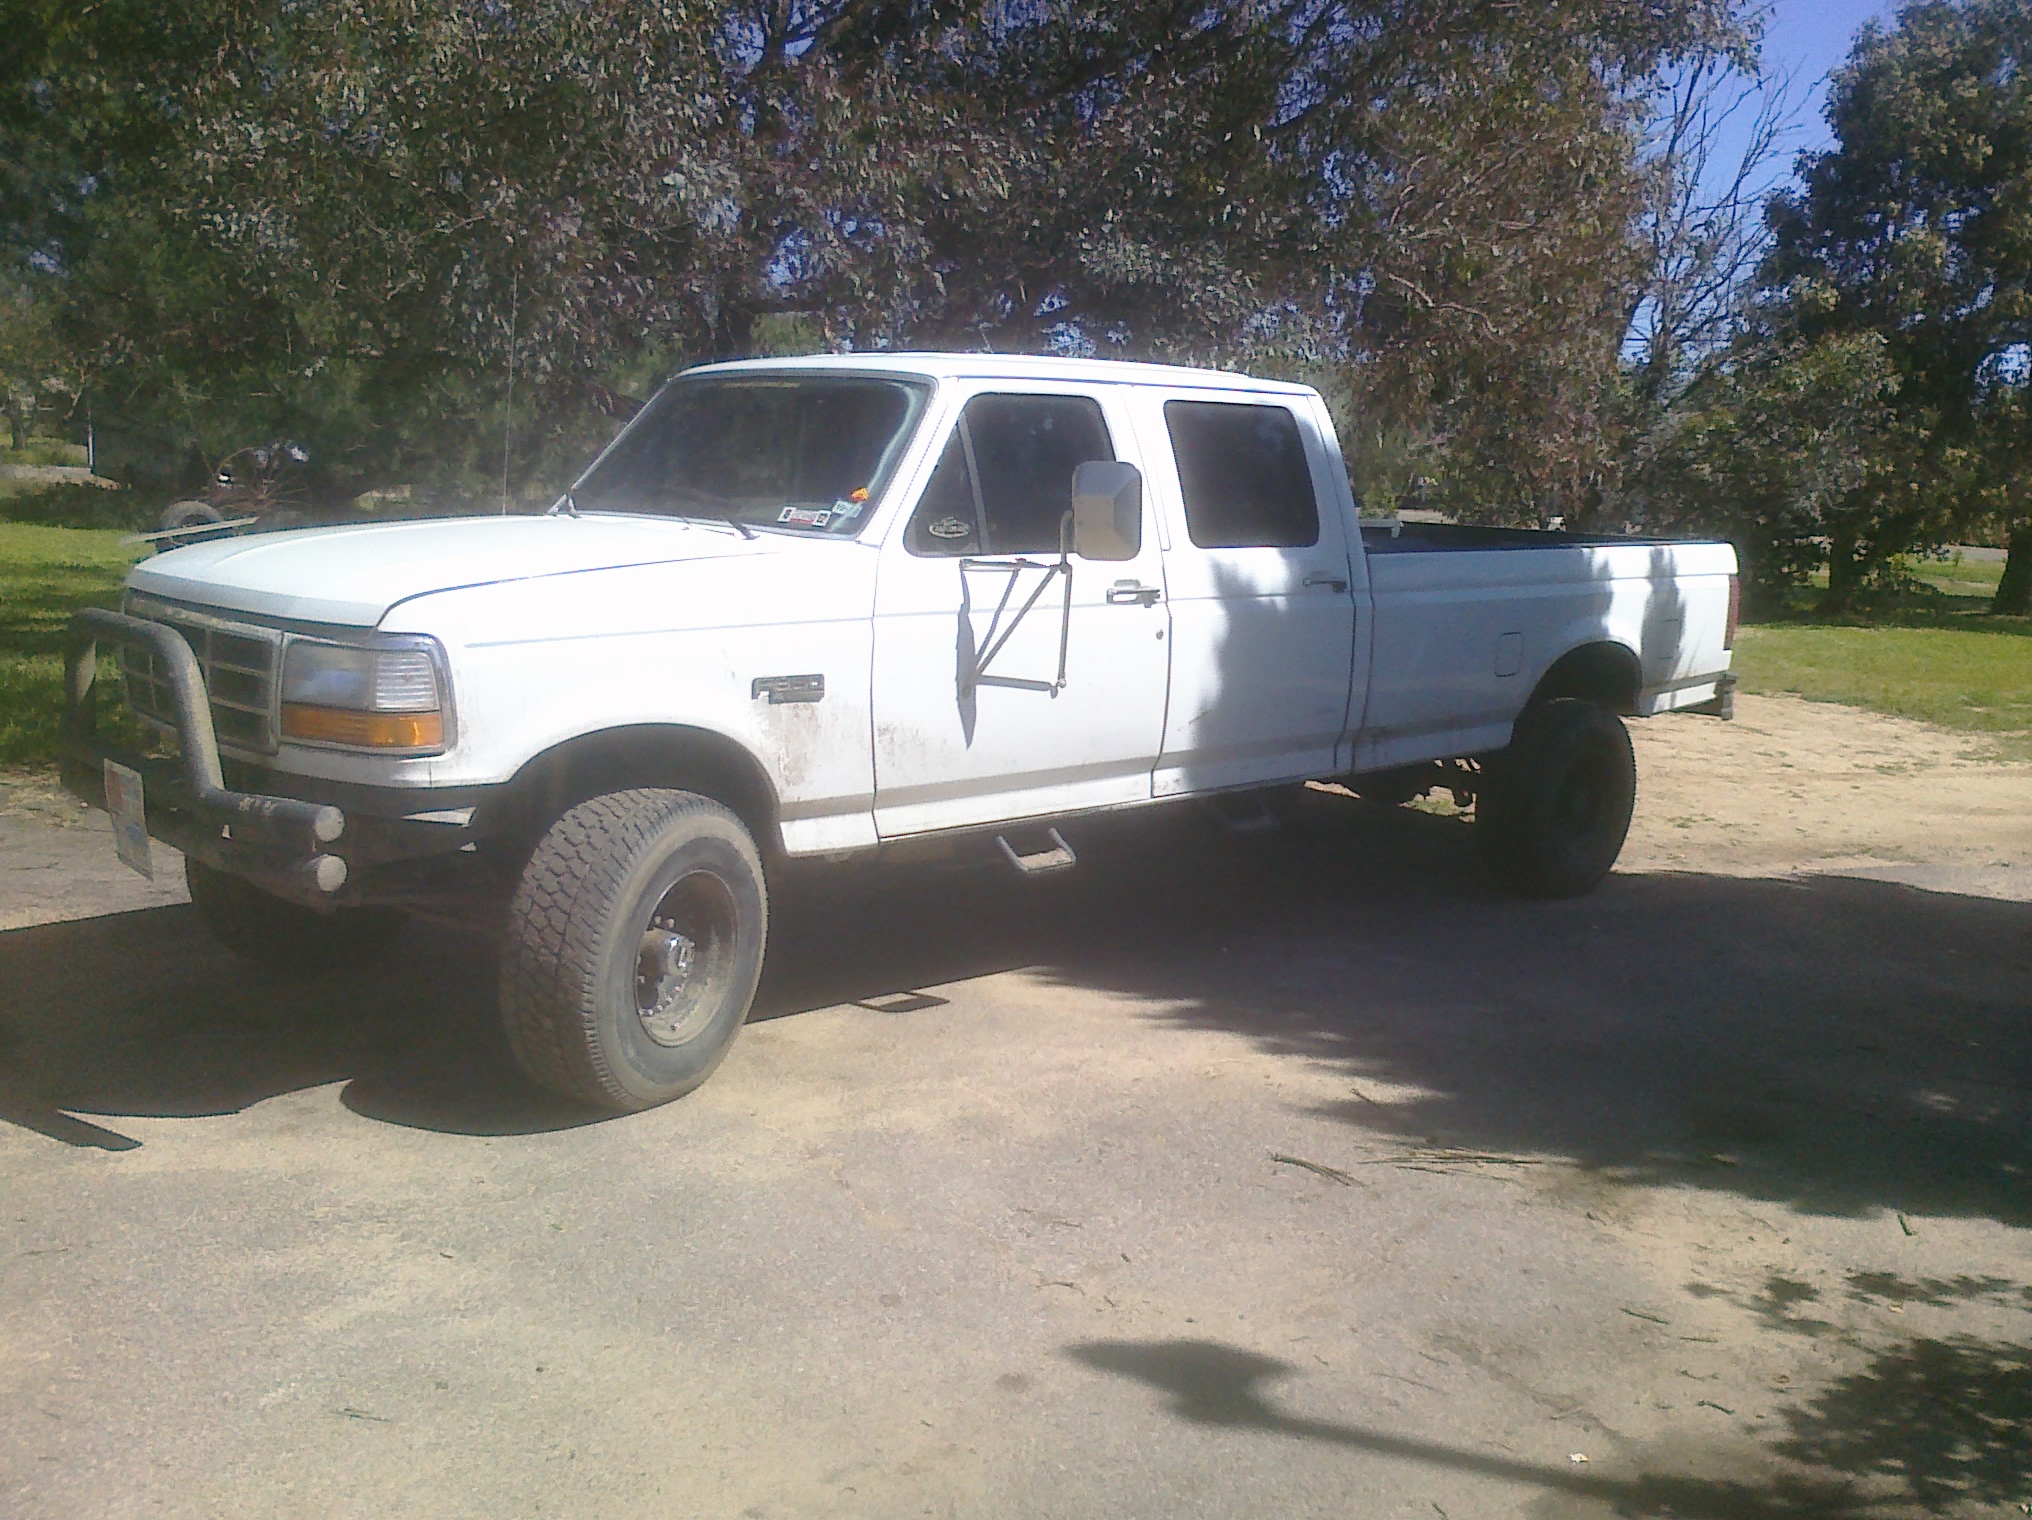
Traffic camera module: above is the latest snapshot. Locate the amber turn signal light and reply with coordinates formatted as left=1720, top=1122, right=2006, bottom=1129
left=282, top=704, right=445, bottom=749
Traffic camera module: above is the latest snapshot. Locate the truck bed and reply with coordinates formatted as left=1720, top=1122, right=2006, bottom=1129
left=1353, top=525, right=1738, bottom=774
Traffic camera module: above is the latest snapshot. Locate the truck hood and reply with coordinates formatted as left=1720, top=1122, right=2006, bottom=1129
left=127, top=513, right=772, bottom=627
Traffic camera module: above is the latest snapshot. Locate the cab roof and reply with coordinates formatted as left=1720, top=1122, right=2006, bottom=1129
left=679, top=351, right=1319, bottom=397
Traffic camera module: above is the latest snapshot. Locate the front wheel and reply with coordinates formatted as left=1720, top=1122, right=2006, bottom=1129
left=498, top=790, right=767, bottom=1112
left=1476, top=698, right=1636, bottom=899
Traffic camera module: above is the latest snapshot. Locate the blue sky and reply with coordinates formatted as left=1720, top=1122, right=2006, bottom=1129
left=1756, top=0, right=1900, bottom=161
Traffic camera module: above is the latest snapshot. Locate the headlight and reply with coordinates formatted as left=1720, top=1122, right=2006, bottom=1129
left=281, top=637, right=450, bottom=751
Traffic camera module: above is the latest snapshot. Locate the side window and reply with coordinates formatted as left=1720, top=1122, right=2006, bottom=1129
left=1165, top=400, right=1320, bottom=549
left=907, top=393, right=1116, bottom=556
left=905, top=430, right=982, bottom=554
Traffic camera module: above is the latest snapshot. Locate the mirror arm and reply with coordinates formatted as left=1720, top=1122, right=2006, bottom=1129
left=958, top=553, right=1075, bottom=697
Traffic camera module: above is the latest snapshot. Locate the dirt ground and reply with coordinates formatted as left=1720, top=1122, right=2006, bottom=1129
left=1, top=694, right=2028, bottom=1519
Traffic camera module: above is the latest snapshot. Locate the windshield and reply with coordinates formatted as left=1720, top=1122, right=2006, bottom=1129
left=571, top=374, right=930, bottom=535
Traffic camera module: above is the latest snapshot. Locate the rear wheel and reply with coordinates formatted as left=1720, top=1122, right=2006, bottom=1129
left=498, top=789, right=767, bottom=1112
left=185, top=857, right=406, bottom=973
left=1476, top=698, right=1636, bottom=898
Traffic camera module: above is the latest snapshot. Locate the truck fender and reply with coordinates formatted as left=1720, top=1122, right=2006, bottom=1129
left=1522, top=641, right=1642, bottom=719
left=482, top=723, right=783, bottom=861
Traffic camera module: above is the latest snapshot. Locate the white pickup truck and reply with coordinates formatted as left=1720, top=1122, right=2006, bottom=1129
left=61, top=353, right=1738, bottom=1110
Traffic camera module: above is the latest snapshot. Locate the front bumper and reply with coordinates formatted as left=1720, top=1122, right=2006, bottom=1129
left=60, top=609, right=484, bottom=910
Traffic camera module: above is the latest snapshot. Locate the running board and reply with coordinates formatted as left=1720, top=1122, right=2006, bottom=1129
left=996, top=828, right=1077, bottom=876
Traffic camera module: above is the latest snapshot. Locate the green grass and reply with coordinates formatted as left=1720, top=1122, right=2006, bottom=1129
left=1737, top=551, right=2031, bottom=749
left=1735, top=617, right=2032, bottom=750
left=0, top=522, right=148, bottom=767
left=1907, top=549, right=2006, bottom=599
left=0, top=438, right=89, bottom=472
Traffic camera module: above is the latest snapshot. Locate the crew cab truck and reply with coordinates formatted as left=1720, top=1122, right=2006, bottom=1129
left=59, top=354, right=1739, bottom=1112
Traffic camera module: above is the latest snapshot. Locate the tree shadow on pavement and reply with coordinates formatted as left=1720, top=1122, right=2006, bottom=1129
left=1776, top=1333, right=2032, bottom=1514
left=766, top=790, right=2032, bottom=1229
left=1064, top=1329, right=2032, bottom=1518
left=1062, top=1337, right=1868, bottom=1519
left=1, top=788, right=2027, bottom=1206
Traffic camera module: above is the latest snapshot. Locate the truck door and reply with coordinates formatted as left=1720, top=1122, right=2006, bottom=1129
left=1140, top=395, right=1357, bottom=795
left=871, top=388, right=1172, bottom=837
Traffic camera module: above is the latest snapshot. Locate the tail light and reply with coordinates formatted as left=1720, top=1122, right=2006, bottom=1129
left=1724, top=574, right=1741, bottom=650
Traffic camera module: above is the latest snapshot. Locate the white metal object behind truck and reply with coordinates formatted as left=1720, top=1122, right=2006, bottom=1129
left=59, top=354, right=1739, bottom=1111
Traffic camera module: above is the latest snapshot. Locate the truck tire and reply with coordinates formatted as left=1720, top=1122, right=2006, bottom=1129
left=499, top=789, right=767, bottom=1112
left=1476, top=698, right=1636, bottom=899
left=158, top=499, right=227, bottom=548
left=185, top=857, right=406, bottom=973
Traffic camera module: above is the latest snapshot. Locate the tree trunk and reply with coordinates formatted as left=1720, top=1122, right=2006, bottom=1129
left=1995, top=521, right=2032, bottom=616
left=5, top=398, right=26, bottom=453
left=1820, top=531, right=1859, bottom=615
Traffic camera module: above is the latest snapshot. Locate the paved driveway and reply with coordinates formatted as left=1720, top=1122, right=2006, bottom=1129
left=3, top=698, right=2029, bottom=1519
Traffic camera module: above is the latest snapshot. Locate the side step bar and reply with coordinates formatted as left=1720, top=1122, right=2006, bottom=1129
left=996, top=828, right=1077, bottom=877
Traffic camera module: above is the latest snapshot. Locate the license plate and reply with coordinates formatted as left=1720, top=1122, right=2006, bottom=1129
left=103, top=759, right=154, bottom=880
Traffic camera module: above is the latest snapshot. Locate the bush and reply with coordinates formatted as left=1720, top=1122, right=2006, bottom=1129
left=0, top=481, right=158, bottom=531
left=0, top=438, right=89, bottom=468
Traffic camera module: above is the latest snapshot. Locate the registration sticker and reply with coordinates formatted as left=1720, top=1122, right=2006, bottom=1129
left=777, top=506, right=831, bottom=528
left=103, top=759, right=154, bottom=880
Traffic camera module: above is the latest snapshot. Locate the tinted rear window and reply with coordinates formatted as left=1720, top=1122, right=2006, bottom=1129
left=1165, top=400, right=1319, bottom=549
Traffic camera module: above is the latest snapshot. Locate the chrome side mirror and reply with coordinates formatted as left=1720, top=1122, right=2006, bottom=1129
left=1070, top=460, right=1142, bottom=561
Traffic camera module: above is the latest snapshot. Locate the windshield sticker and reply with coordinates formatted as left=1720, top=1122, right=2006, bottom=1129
left=928, top=516, right=973, bottom=540
left=778, top=506, right=832, bottom=528
left=832, top=497, right=866, bottom=520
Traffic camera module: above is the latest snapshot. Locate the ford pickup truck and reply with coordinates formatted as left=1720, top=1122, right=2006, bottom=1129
left=59, top=353, right=1739, bottom=1111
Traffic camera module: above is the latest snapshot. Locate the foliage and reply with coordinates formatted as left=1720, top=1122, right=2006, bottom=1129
left=0, top=0, right=1745, bottom=513
left=0, top=480, right=152, bottom=530
left=1761, top=0, right=2032, bottom=612
left=1638, top=327, right=1899, bottom=604
left=0, top=436, right=85, bottom=467
left=0, top=264, right=71, bottom=448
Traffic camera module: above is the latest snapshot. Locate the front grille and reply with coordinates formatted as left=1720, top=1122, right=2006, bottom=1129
left=121, top=597, right=283, bottom=755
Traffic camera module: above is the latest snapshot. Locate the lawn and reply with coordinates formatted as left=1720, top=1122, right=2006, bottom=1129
left=0, top=523, right=148, bottom=767
left=0, top=438, right=89, bottom=473
left=1735, top=553, right=2032, bottom=750
left=1907, top=547, right=2007, bottom=598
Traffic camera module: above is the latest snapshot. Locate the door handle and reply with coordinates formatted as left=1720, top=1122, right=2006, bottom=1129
left=1303, top=571, right=1350, bottom=593
left=1107, top=579, right=1162, bottom=606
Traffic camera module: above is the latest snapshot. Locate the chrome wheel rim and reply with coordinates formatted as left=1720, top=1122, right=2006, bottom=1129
left=634, top=870, right=736, bottom=1048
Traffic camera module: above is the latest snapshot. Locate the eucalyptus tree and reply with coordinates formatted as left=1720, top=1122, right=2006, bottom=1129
left=2, top=0, right=1744, bottom=511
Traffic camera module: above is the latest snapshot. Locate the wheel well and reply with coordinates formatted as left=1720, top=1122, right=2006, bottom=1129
left=1528, top=641, right=1641, bottom=715
left=485, top=725, right=782, bottom=858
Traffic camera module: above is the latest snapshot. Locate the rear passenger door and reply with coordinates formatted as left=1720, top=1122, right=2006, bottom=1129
left=1140, top=395, right=1357, bottom=795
